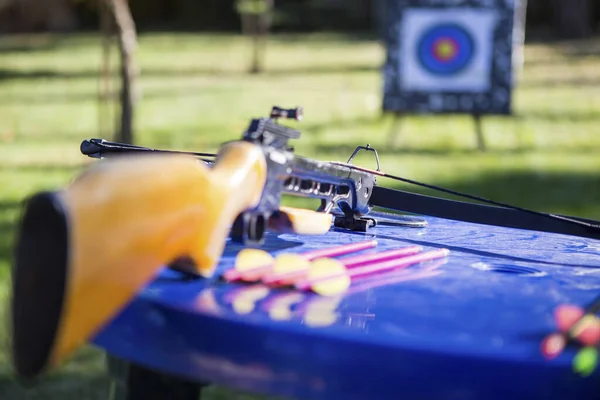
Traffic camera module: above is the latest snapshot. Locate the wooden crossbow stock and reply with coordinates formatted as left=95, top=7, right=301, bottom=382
left=10, top=106, right=600, bottom=380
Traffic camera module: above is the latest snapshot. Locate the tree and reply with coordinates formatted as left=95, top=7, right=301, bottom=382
left=98, top=0, right=114, bottom=139
left=236, top=0, right=274, bottom=74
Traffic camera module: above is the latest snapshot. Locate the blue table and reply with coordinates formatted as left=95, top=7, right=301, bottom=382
left=91, top=213, right=600, bottom=400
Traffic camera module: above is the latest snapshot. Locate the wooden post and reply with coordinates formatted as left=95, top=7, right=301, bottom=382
left=98, top=0, right=114, bottom=138
left=386, top=112, right=403, bottom=149
left=473, top=114, right=486, bottom=151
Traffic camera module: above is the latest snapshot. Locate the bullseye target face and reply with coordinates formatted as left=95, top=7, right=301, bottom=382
left=417, top=23, right=475, bottom=76
left=400, top=9, right=497, bottom=92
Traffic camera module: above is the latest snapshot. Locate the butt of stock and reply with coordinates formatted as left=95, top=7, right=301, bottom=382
left=10, top=141, right=275, bottom=379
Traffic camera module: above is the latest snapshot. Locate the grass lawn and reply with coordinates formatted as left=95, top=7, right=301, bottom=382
left=1, top=31, right=600, bottom=399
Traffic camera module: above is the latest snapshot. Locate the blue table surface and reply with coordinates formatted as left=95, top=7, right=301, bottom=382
left=91, top=213, right=600, bottom=400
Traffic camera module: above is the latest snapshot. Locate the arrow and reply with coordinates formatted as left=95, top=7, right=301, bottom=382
left=261, top=245, right=423, bottom=286
left=223, top=240, right=378, bottom=282
left=541, top=298, right=600, bottom=360
left=295, top=248, right=451, bottom=296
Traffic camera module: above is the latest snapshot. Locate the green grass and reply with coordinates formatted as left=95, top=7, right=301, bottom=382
left=1, top=31, right=600, bottom=399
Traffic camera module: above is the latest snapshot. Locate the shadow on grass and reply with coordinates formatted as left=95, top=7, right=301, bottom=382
left=314, top=141, right=600, bottom=157
left=303, top=114, right=384, bottom=134
left=523, top=29, right=600, bottom=45
left=0, top=224, right=15, bottom=274
left=0, top=62, right=378, bottom=106
left=519, top=77, right=600, bottom=89
left=380, top=169, right=600, bottom=221
left=1, top=164, right=87, bottom=173
left=0, top=201, right=21, bottom=269
left=0, top=62, right=378, bottom=82
left=268, top=31, right=379, bottom=43
left=0, top=347, right=110, bottom=400
left=516, top=110, right=600, bottom=122
left=0, top=37, right=65, bottom=54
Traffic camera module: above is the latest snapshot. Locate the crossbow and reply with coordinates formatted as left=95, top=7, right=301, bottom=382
left=10, top=106, right=600, bottom=380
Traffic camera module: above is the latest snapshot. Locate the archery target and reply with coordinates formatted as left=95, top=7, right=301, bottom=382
left=400, top=9, right=498, bottom=92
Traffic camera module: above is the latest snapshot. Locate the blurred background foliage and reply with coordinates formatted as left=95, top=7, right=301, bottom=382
left=0, top=0, right=600, bottom=38
left=1, top=0, right=600, bottom=399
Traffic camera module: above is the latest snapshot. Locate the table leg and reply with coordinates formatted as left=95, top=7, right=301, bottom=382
left=107, top=354, right=208, bottom=400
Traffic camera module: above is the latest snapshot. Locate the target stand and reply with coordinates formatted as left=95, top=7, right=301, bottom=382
left=380, top=0, right=526, bottom=151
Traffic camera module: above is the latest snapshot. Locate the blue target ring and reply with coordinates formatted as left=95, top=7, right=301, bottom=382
left=417, top=23, right=475, bottom=76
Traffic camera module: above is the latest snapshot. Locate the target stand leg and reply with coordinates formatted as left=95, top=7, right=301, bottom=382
left=473, top=114, right=486, bottom=151
left=386, top=112, right=404, bottom=148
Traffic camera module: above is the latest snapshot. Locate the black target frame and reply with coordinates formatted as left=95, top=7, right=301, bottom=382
left=381, top=0, right=519, bottom=115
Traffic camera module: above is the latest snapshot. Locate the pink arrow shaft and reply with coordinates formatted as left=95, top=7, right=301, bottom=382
left=342, top=246, right=423, bottom=268
left=262, top=245, right=423, bottom=285
left=347, top=249, right=450, bottom=279
left=295, top=248, right=450, bottom=291
left=301, top=240, right=378, bottom=260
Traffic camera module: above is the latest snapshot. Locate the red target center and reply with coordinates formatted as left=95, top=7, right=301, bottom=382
left=432, top=37, right=459, bottom=62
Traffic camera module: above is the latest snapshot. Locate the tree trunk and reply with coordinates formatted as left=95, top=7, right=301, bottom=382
left=254, top=0, right=273, bottom=74
left=239, top=0, right=273, bottom=74
left=251, top=16, right=262, bottom=74
left=98, top=0, right=114, bottom=138
left=552, top=0, right=593, bottom=38
left=108, top=0, right=138, bottom=144
left=240, top=13, right=259, bottom=72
